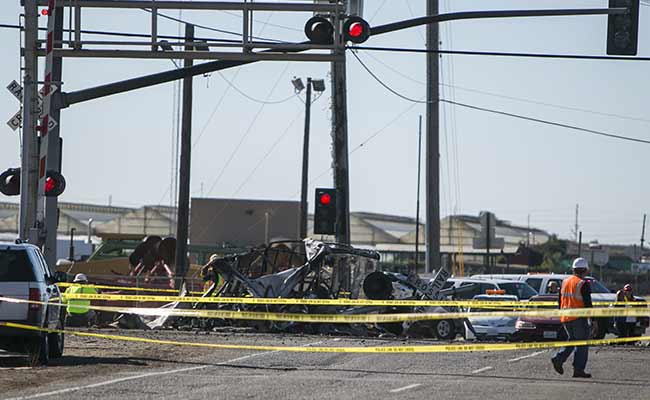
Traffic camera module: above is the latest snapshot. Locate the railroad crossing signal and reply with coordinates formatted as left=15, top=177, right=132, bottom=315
left=0, top=168, right=21, bottom=196
left=314, top=188, right=336, bottom=235
left=304, top=16, right=371, bottom=45
left=0, top=168, right=66, bottom=197
left=607, top=0, right=640, bottom=55
left=44, top=171, right=66, bottom=197
left=5, top=80, right=59, bottom=132
left=343, top=17, right=370, bottom=43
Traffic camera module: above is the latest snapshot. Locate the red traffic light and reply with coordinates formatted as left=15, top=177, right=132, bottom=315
left=319, top=193, right=332, bottom=205
left=343, top=17, right=370, bottom=44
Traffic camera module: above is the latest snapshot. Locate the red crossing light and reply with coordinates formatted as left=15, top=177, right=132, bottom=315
left=320, top=193, right=332, bottom=205
left=348, top=22, right=364, bottom=39
left=44, top=170, right=66, bottom=197
left=343, top=17, right=370, bottom=44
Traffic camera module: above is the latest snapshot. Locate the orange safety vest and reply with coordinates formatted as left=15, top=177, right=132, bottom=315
left=559, top=275, right=586, bottom=323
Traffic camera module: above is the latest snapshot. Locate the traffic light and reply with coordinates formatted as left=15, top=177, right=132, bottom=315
left=607, top=0, right=640, bottom=55
left=304, top=16, right=371, bottom=45
left=314, top=188, right=336, bottom=235
left=343, top=16, right=370, bottom=43
left=304, top=16, right=335, bottom=45
left=0, top=168, right=21, bottom=196
left=44, top=170, right=66, bottom=197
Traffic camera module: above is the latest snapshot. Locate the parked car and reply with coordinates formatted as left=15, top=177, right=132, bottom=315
left=464, top=294, right=519, bottom=341
left=514, top=294, right=567, bottom=341
left=472, top=273, right=649, bottom=338
left=0, top=241, right=66, bottom=365
left=443, top=278, right=538, bottom=300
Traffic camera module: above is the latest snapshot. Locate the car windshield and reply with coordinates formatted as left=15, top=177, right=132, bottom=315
left=498, top=282, right=538, bottom=299
left=586, top=278, right=610, bottom=294
left=0, top=249, right=36, bottom=282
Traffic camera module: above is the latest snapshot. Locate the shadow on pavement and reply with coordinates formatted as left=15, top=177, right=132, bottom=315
left=0, top=355, right=151, bottom=368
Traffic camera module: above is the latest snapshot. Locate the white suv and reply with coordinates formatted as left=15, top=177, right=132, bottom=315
left=0, top=241, right=65, bottom=365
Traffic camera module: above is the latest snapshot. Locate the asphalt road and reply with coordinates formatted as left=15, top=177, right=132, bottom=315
left=1, top=330, right=649, bottom=400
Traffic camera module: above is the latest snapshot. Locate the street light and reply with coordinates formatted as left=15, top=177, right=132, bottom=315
left=294, top=77, right=326, bottom=238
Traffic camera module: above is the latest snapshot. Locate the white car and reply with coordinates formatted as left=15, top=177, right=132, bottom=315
left=0, top=241, right=66, bottom=365
left=464, top=294, right=519, bottom=341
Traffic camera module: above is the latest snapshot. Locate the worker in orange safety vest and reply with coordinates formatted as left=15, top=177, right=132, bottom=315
left=551, top=257, right=594, bottom=378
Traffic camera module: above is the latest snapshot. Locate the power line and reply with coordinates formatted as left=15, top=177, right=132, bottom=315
left=442, top=99, right=650, bottom=145
left=360, top=51, right=650, bottom=124
left=140, top=9, right=286, bottom=44
left=349, top=45, right=650, bottom=61
left=352, top=50, right=650, bottom=145
left=217, top=72, right=297, bottom=105
left=205, top=62, right=292, bottom=197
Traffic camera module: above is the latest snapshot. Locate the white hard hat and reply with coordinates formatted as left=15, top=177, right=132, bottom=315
left=73, top=273, right=88, bottom=283
left=572, top=257, right=589, bottom=271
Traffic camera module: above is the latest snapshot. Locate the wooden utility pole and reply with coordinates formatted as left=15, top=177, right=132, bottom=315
left=425, top=0, right=440, bottom=273
left=174, top=24, right=194, bottom=279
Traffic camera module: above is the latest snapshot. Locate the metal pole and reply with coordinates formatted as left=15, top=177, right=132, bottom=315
left=486, top=214, right=491, bottom=274
left=44, top=6, right=65, bottom=267
left=174, top=23, right=193, bottom=279
left=578, top=231, right=582, bottom=257
left=265, top=212, right=270, bottom=244
left=19, top=0, right=40, bottom=242
left=425, top=0, right=440, bottom=273
left=299, top=78, right=312, bottom=239
left=68, top=227, right=75, bottom=261
left=415, top=115, right=423, bottom=273
left=641, top=214, right=646, bottom=256
left=331, top=47, right=350, bottom=244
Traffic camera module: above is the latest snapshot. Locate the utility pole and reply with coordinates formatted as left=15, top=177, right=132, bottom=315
left=573, top=203, right=579, bottom=241
left=19, top=0, right=40, bottom=243
left=641, top=214, right=646, bottom=258
left=425, top=0, right=440, bottom=273
left=578, top=231, right=582, bottom=257
left=331, top=29, right=351, bottom=245
left=43, top=6, right=65, bottom=267
left=415, top=115, right=423, bottom=273
left=174, top=24, right=194, bottom=280
left=299, top=78, right=313, bottom=239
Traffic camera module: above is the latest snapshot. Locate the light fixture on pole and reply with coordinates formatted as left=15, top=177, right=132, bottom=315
left=295, top=77, right=326, bottom=238
left=291, top=77, right=305, bottom=92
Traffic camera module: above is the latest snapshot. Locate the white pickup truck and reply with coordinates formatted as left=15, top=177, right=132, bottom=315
left=0, top=241, right=66, bottom=365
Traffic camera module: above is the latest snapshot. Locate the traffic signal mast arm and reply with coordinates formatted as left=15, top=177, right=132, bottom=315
left=58, top=5, right=630, bottom=107
left=370, top=8, right=628, bottom=36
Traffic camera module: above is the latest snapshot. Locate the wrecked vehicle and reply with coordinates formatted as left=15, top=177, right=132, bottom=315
left=156, top=239, right=477, bottom=339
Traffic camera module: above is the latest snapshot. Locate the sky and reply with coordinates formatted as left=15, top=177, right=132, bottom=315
left=0, top=0, right=649, bottom=246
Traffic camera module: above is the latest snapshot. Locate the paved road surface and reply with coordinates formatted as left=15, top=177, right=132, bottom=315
left=1, top=330, right=649, bottom=400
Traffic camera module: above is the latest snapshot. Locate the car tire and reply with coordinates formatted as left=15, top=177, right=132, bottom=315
left=434, top=319, right=456, bottom=340
left=27, top=335, right=49, bottom=366
left=48, top=321, right=64, bottom=359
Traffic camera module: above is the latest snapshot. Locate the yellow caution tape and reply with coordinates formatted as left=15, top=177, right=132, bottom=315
left=60, top=291, right=649, bottom=309
left=57, top=282, right=204, bottom=295
left=1, top=321, right=648, bottom=353
left=2, top=296, right=649, bottom=324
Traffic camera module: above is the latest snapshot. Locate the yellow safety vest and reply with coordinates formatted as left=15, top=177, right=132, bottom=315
left=64, top=285, right=98, bottom=315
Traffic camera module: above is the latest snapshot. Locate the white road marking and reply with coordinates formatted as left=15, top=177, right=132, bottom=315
left=471, top=366, right=493, bottom=374
left=4, top=364, right=209, bottom=400
left=389, top=383, right=422, bottom=393
left=507, top=350, right=547, bottom=363
left=4, top=339, right=328, bottom=400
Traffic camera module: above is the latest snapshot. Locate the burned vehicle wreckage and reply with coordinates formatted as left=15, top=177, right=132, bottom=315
left=151, top=239, right=476, bottom=339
